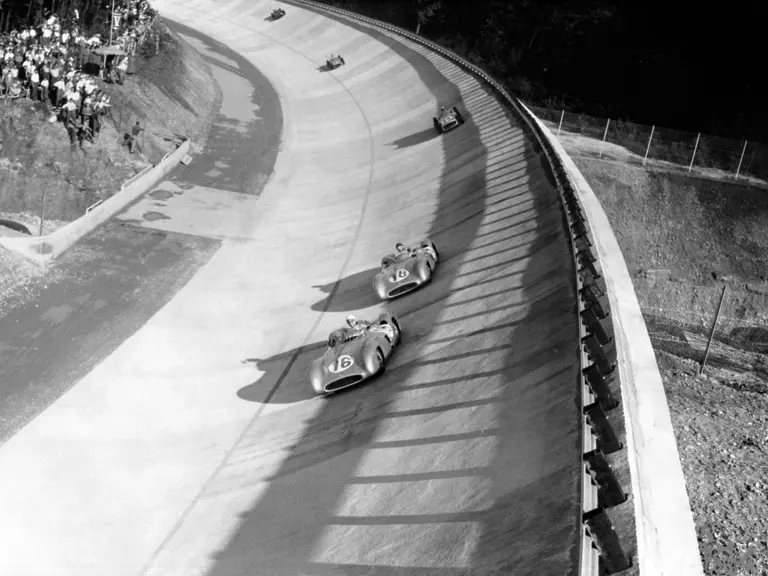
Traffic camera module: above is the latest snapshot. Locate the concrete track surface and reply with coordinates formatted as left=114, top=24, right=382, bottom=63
left=0, top=1, right=583, bottom=574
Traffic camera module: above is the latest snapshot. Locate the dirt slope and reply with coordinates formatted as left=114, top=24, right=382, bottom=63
left=568, top=146, right=768, bottom=576
left=0, top=22, right=219, bottom=303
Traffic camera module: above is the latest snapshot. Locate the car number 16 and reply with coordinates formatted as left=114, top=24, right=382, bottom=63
left=329, top=355, right=354, bottom=373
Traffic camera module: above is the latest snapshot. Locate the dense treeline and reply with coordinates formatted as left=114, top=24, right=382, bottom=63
left=317, top=0, right=765, bottom=143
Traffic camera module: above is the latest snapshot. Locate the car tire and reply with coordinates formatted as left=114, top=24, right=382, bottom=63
left=340, top=56, right=346, bottom=65
left=433, top=118, right=441, bottom=134
left=455, top=108, right=465, bottom=124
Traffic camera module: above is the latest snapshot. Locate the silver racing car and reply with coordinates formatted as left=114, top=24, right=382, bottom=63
left=373, top=241, right=440, bottom=300
left=308, top=313, right=402, bottom=395
left=326, top=54, right=346, bottom=69
left=433, top=105, right=465, bottom=134
left=270, top=7, right=285, bottom=19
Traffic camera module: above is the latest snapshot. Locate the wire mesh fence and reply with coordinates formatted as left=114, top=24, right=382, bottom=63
left=525, top=104, right=768, bottom=184
left=640, top=284, right=768, bottom=378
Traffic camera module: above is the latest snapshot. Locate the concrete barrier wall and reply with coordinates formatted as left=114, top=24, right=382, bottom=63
left=525, top=108, right=705, bottom=576
left=0, top=139, right=191, bottom=263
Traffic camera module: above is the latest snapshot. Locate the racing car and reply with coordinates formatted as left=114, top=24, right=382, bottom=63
left=373, top=241, right=440, bottom=300
left=270, top=7, right=286, bottom=19
left=326, top=54, right=346, bottom=69
left=308, top=312, right=402, bottom=395
left=433, top=105, right=465, bottom=134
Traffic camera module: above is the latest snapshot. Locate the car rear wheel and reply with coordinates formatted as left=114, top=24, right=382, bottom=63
left=433, top=118, right=441, bottom=134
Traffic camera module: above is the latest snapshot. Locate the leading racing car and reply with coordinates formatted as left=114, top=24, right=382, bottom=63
left=373, top=241, right=440, bottom=300
left=326, top=54, right=346, bottom=69
left=433, top=105, right=465, bottom=134
left=308, top=313, right=402, bottom=395
left=270, top=7, right=286, bottom=19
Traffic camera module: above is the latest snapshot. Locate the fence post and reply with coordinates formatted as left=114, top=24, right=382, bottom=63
left=688, top=133, right=701, bottom=173
left=38, top=187, right=47, bottom=238
left=643, top=125, right=655, bottom=166
left=557, top=109, right=564, bottom=136
left=598, top=118, right=610, bottom=158
left=735, top=140, right=748, bottom=179
left=700, top=284, right=728, bottom=376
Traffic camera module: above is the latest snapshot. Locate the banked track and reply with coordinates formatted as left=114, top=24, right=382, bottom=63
left=0, top=1, right=585, bottom=575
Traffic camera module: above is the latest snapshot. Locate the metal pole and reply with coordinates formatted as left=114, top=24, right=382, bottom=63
left=700, top=284, right=727, bottom=376
left=735, top=140, right=748, bottom=179
left=38, top=187, right=47, bottom=238
left=598, top=118, right=610, bottom=158
left=109, top=0, right=115, bottom=45
left=643, top=125, right=655, bottom=166
left=557, top=109, right=564, bottom=136
left=688, top=133, right=701, bottom=173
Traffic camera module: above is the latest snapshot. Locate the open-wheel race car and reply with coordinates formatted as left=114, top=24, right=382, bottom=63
left=270, top=7, right=286, bottom=19
left=433, top=105, right=465, bottom=134
left=308, top=312, right=402, bottom=395
left=373, top=241, right=439, bottom=300
left=326, top=54, right=346, bottom=69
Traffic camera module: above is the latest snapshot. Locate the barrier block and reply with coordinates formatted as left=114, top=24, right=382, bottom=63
left=585, top=449, right=627, bottom=509
left=584, top=401, right=622, bottom=454
left=584, top=507, right=632, bottom=574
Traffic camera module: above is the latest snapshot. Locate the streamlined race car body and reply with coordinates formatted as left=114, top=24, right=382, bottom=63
left=373, top=240, right=439, bottom=300
left=433, top=106, right=465, bottom=134
left=326, top=54, right=346, bottom=69
left=308, top=312, right=402, bottom=395
left=271, top=8, right=286, bottom=19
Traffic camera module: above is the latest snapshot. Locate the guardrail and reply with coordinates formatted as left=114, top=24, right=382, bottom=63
left=278, top=1, right=631, bottom=574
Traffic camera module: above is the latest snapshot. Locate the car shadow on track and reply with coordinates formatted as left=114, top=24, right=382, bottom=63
left=391, top=127, right=438, bottom=149
left=311, top=266, right=381, bottom=312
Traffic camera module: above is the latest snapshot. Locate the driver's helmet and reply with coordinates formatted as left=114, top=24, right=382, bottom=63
left=395, top=242, right=406, bottom=253
left=440, top=106, right=446, bottom=113
left=346, top=314, right=360, bottom=330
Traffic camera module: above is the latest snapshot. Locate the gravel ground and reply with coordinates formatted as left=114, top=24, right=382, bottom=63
left=558, top=131, right=768, bottom=576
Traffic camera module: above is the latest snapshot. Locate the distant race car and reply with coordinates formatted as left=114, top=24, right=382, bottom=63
left=373, top=241, right=440, bottom=300
left=326, top=54, right=346, bottom=69
left=433, top=105, right=465, bottom=134
left=308, top=312, right=402, bottom=395
left=271, top=8, right=286, bottom=19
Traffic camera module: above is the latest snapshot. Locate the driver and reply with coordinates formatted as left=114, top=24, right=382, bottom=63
left=346, top=314, right=372, bottom=333
left=395, top=242, right=414, bottom=256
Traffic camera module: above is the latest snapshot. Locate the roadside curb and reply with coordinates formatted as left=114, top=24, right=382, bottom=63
left=0, top=139, right=191, bottom=264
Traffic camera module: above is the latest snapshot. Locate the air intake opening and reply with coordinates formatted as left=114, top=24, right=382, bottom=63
left=388, top=283, right=418, bottom=297
left=325, top=375, right=364, bottom=392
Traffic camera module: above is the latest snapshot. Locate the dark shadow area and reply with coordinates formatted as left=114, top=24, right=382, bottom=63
left=391, top=127, right=438, bottom=149
left=310, top=266, right=382, bottom=312
left=190, top=6, right=581, bottom=576
left=316, top=64, right=331, bottom=73
left=0, top=219, right=31, bottom=235
left=239, top=342, right=325, bottom=405
left=163, top=20, right=283, bottom=196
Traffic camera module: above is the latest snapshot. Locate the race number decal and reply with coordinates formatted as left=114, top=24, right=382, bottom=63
left=328, top=355, right=354, bottom=373
left=389, top=268, right=409, bottom=283
left=370, top=324, right=395, bottom=341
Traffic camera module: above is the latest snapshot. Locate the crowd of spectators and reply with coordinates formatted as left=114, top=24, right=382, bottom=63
left=0, top=1, right=157, bottom=150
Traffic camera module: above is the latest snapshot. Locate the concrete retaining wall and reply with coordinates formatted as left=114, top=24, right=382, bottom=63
left=0, top=139, right=191, bottom=263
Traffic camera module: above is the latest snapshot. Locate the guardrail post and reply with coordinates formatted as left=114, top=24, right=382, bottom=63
left=577, top=248, right=600, bottom=280
left=583, top=364, right=618, bottom=409
left=579, top=284, right=608, bottom=320
left=584, top=508, right=631, bottom=574
left=580, top=306, right=611, bottom=345
left=557, top=109, right=564, bottom=136
left=582, top=334, right=615, bottom=376
left=584, top=402, right=622, bottom=454
left=584, top=449, right=627, bottom=508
